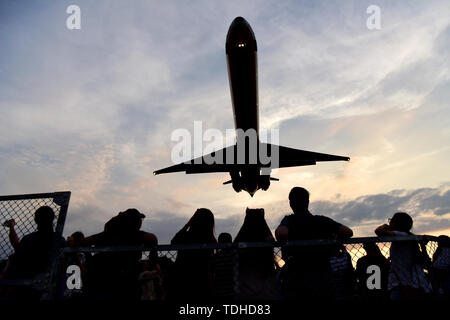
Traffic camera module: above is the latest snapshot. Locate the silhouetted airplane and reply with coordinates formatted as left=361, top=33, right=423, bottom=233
left=154, top=17, right=349, bottom=196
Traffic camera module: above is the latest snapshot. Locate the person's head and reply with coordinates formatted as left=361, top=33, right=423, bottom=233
left=363, top=242, right=382, bottom=256
left=189, top=208, right=215, bottom=242
left=34, top=206, right=55, bottom=231
left=218, top=232, right=232, bottom=243
left=289, top=187, right=310, bottom=213
left=389, top=212, right=413, bottom=233
left=67, top=231, right=85, bottom=247
left=119, top=208, right=145, bottom=232
left=234, top=208, right=273, bottom=242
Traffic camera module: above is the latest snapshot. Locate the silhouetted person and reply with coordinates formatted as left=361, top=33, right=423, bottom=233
left=234, top=208, right=278, bottom=300
left=431, top=235, right=450, bottom=298
left=330, top=245, right=356, bottom=300
left=213, top=232, right=234, bottom=300
left=218, top=232, right=233, bottom=244
left=356, top=242, right=389, bottom=300
left=375, top=212, right=431, bottom=300
left=84, top=208, right=157, bottom=300
left=275, top=187, right=353, bottom=300
left=65, top=231, right=87, bottom=300
left=169, top=208, right=217, bottom=301
left=4, top=206, right=65, bottom=300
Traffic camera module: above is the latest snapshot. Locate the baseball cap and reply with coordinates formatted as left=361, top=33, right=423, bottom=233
left=119, top=208, right=146, bottom=219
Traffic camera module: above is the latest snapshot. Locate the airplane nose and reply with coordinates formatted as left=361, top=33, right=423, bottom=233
left=231, top=16, right=248, bottom=27
left=226, top=16, right=257, bottom=53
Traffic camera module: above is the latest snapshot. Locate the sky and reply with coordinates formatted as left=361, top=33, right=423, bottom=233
left=0, top=0, right=449, bottom=244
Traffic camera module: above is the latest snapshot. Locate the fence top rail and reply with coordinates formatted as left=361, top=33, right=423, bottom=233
left=61, top=235, right=438, bottom=253
left=0, top=191, right=71, bottom=202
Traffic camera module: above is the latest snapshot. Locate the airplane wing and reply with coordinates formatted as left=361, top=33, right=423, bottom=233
left=153, top=143, right=349, bottom=175
left=153, top=145, right=248, bottom=175
left=274, top=143, right=350, bottom=169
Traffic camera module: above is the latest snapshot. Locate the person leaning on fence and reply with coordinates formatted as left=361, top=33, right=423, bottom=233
left=234, top=208, right=279, bottom=300
left=2, top=206, right=66, bottom=300
left=275, top=187, right=353, bottom=300
left=168, top=208, right=217, bottom=301
left=82, top=208, right=158, bottom=300
left=375, top=212, right=432, bottom=300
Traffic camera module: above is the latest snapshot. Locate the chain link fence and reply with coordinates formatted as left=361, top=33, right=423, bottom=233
left=149, top=238, right=439, bottom=270
left=0, top=192, right=71, bottom=261
left=56, top=236, right=446, bottom=301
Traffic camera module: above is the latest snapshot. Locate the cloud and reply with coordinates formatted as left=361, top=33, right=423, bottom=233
left=310, top=183, right=450, bottom=235
left=258, top=0, right=450, bottom=128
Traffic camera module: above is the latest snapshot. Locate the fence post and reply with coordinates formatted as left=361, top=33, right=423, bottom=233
left=53, top=192, right=71, bottom=237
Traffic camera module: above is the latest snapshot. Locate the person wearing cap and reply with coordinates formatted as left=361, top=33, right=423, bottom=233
left=84, top=208, right=157, bottom=246
left=83, top=208, right=157, bottom=300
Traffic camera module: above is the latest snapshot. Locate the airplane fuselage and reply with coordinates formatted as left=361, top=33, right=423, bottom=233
left=226, top=17, right=263, bottom=196
left=226, top=17, right=259, bottom=135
